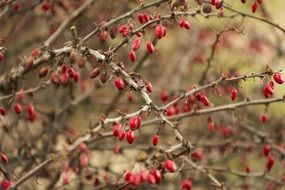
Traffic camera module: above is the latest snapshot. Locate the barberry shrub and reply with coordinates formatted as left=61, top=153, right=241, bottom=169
left=0, top=0, right=285, bottom=189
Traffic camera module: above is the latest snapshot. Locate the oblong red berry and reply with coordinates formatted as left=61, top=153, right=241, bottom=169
left=163, top=160, right=177, bottom=173
left=273, top=72, right=284, bottom=84
left=231, top=88, right=238, bottom=101
left=126, top=130, right=135, bottom=144
left=129, top=50, right=136, bottom=62
left=114, top=77, right=125, bottom=91
left=14, top=103, right=22, bottom=114
left=152, top=134, right=159, bottom=146
left=146, top=41, right=155, bottom=54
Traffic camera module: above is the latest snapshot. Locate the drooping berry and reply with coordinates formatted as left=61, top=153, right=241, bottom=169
left=146, top=41, right=155, bottom=54
left=266, top=156, right=275, bottom=171
left=263, top=144, right=271, bottom=157
left=132, top=37, right=142, bottom=51
left=163, top=160, right=177, bottom=173
left=251, top=2, right=258, bottom=13
left=113, top=123, right=122, bottom=137
left=145, top=81, right=153, bottom=93
left=129, top=50, right=136, bottom=62
left=0, top=107, right=6, bottom=116
left=152, top=134, right=159, bottom=146
left=114, top=77, right=125, bottom=91
left=147, top=174, right=156, bottom=185
left=126, top=130, right=135, bottom=144
left=191, top=149, right=203, bottom=160
left=150, top=168, right=162, bottom=184
left=200, top=95, right=210, bottom=106
left=137, top=13, right=144, bottom=23
left=118, top=130, right=126, bottom=141
left=208, top=121, right=215, bottom=131
left=160, top=90, right=169, bottom=102
left=231, top=88, right=238, bottom=101
left=27, top=104, right=36, bottom=121
left=261, top=114, right=267, bottom=123
left=181, top=179, right=192, bottom=190
left=273, top=72, right=284, bottom=84
left=129, top=116, right=140, bottom=130
left=31, top=48, right=41, bottom=58
left=0, top=180, right=13, bottom=190
left=155, top=24, right=166, bottom=39
left=39, top=66, right=49, bottom=78
left=14, top=103, right=22, bottom=114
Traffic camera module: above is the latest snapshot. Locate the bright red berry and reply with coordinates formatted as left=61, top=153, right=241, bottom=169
left=160, top=90, right=169, bottom=102
left=137, top=13, right=144, bottom=23
left=129, top=116, right=140, bottom=130
left=129, top=50, right=136, bottom=62
left=1, top=180, right=12, bottom=190
left=261, top=114, right=267, bottom=123
left=251, top=2, right=258, bottom=13
left=152, top=134, right=159, bottom=146
left=146, top=41, right=155, bottom=54
left=155, top=24, right=166, bottom=39
left=27, top=104, right=36, bottom=121
left=163, top=160, right=177, bottom=173
left=147, top=174, right=156, bottom=185
left=200, top=95, right=210, bottom=106
left=273, top=72, right=284, bottom=84
left=114, top=77, right=125, bottom=91
left=118, top=130, right=126, bottom=141
left=150, top=168, right=162, bottom=184
left=126, top=130, right=135, bottom=144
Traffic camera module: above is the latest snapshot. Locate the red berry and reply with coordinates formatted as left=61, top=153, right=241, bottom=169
left=200, top=95, right=210, bottom=106
left=142, top=12, right=150, bottom=22
left=208, top=121, right=215, bottom=131
left=263, top=144, right=271, bottom=157
left=1, top=180, right=12, bottom=190
left=146, top=41, right=155, bottom=54
left=39, top=66, right=49, bottom=78
left=0, top=154, right=8, bottom=164
left=273, top=72, right=284, bottom=84
left=27, top=104, right=36, bottom=121
left=41, top=2, right=51, bottom=12
left=137, top=13, right=144, bottom=23
left=191, top=149, right=203, bottom=160
left=160, top=90, right=169, bottom=102
left=118, top=130, right=126, bottom=141
left=263, top=85, right=274, bottom=98
left=113, top=123, right=122, bottom=137
left=211, top=0, right=216, bottom=5
left=124, top=171, right=133, bottom=182
left=181, top=179, right=192, bottom=190
left=129, top=50, right=136, bottom=62
left=147, top=174, right=156, bottom=185
left=152, top=134, right=159, bottom=146
left=126, top=130, right=135, bottom=144
left=14, top=103, right=22, bottom=114
left=251, top=2, right=258, bottom=13
left=183, top=21, right=191, bottom=30
left=0, top=52, right=4, bottom=62
left=0, top=107, right=6, bottom=116
left=166, top=106, right=176, bottom=116
left=163, top=160, right=177, bottom=173
left=132, top=37, right=142, bottom=51
left=150, top=169, right=161, bottom=184
left=129, top=116, right=140, bottom=130
left=231, top=88, right=238, bottom=101
left=155, top=24, right=166, bottom=39
left=179, top=18, right=186, bottom=27
left=266, top=156, right=275, bottom=171
left=261, top=114, right=267, bottom=123
left=114, top=77, right=125, bottom=91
